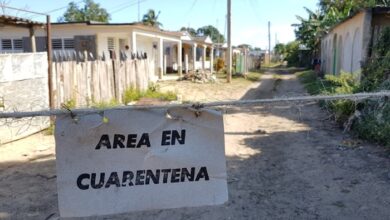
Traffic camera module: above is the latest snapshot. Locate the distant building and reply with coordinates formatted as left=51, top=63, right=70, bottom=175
left=1, top=21, right=215, bottom=79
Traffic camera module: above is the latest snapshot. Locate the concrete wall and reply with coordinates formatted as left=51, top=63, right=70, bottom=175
left=321, top=11, right=372, bottom=77
left=0, top=52, right=49, bottom=144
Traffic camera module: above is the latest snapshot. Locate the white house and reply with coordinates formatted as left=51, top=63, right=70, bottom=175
left=0, top=20, right=215, bottom=80
left=321, top=7, right=390, bottom=77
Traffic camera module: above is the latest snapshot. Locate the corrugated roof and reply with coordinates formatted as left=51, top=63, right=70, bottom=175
left=0, top=15, right=44, bottom=26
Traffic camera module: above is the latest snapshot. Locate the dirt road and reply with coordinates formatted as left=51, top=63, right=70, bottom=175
left=1, top=71, right=390, bottom=219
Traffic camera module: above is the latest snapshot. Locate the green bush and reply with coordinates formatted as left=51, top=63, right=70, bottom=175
left=297, top=58, right=390, bottom=146
left=122, top=87, right=142, bottom=103
left=353, top=98, right=390, bottom=147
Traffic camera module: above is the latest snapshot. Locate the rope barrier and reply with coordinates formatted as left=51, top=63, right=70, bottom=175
left=0, top=91, right=389, bottom=119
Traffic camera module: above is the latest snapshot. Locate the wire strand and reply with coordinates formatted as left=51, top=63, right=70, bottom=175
left=0, top=91, right=389, bottom=119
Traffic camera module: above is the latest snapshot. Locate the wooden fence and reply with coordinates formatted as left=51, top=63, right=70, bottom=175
left=51, top=58, right=156, bottom=108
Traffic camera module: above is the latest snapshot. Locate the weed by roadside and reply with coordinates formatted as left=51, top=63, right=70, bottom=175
left=123, top=85, right=177, bottom=104
left=297, top=70, right=390, bottom=147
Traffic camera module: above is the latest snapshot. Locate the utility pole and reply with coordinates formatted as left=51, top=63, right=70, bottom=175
left=268, top=21, right=271, bottom=64
left=138, top=0, right=140, bottom=22
left=227, top=0, right=232, bottom=83
left=275, top=33, right=278, bottom=45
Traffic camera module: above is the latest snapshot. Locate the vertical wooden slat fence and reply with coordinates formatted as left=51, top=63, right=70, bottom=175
left=51, top=58, right=155, bottom=108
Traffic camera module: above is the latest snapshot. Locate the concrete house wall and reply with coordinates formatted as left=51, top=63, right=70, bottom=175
left=321, top=11, right=372, bottom=77
left=321, top=8, right=390, bottom=78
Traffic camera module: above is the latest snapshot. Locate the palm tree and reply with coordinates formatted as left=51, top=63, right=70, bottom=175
left=142, top=9, right=162, bottom=28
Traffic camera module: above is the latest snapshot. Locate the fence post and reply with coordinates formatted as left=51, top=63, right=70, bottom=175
left=110, top=50, right=118, bottom=101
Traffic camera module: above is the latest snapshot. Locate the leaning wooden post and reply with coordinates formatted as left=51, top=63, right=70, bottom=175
left=110, top=50, right=118, bottom=101
left=46, top=15, right=54, bottom=112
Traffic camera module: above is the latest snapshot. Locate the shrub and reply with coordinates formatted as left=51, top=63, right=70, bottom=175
left=122, top=87, right=142, bottom=103
left=215, top=58, right=225, bottom=72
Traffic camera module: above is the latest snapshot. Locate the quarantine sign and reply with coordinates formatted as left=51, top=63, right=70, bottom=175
left=55, top=108, right=227, bottom=218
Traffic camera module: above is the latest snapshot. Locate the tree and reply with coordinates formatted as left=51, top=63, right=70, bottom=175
left=293, top=0, right=390, bottom=58
left=274, top=43, right=286, bottom=55
left=180, top=27, right=197, bottom=36
left=196, top=25, right=225, bottom=43
left=142, top=9, right=162, bottom=28
left=293, top=7, right=326, bottom=56
left=58, top=0, right=110, bottom=22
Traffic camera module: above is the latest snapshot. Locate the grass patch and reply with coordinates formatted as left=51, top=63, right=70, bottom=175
left=245, top=72, right=262, bottom=82
left=296, top=70, right=328, bottom=95
left=91, top=99, right=120, bottom=109
left=262, top=62, right=282, bottom=68
left=122, top=85, right=177, bottom=104
left=231, top=72, right=262, bottom=83
left=44, top=123, right=55, bottom=135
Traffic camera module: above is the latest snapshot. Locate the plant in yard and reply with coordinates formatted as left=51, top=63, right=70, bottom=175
left=91, top=99, right=120, bottom=109
left=215, top=58, right=225, bottom=72
left=122, top=86, right=177, bottom=104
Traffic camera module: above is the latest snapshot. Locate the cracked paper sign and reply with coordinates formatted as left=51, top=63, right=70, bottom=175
left=55, top=108, right=227, bottom=218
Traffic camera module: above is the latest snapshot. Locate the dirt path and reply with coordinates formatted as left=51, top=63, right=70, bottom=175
left=1, top=71, right=390, bottom=219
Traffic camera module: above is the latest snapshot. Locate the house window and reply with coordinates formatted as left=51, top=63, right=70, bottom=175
left=1, top=39, right=12, bottom=50
left=1, top=38, right=23, bottom=52
left=52, top=38, right=74, bottom=50
left=52, top=39, right=63, bottom=49
left=13, top=39, right=23, bottom=50
left=107, top=37, right=115, bottom=51
left=64, top=38, right=74, bottom=49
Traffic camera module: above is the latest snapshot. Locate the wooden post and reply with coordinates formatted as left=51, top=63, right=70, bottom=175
left=227, top=0, right=232, bottom=82
left=110, top=50, right=118, bottom=101
left=46, top=15, right=54, bottom=110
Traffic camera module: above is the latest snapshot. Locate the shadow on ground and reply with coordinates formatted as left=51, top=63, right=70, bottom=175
left=0, top=69, right=389, bottom=220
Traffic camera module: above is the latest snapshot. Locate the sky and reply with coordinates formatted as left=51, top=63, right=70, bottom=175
left=4, top=0, right=318, bottom=49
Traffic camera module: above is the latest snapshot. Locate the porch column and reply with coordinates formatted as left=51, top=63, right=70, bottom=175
left=210, top=46, right=214, bottom=73
left=185, top=54, right=189, bottom=74
left=158, top=38, right=164, bottom=79
left=202, top=45, right=207, bottom=71
left=29, top=26, right=36, bottom=52
left=132, top=32, right=137, bottom=53
left=192, top=43, right=197, bottom=71
left=178, top=41, right=183, bottom=77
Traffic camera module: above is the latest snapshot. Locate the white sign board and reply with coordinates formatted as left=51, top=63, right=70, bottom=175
left=55, top=108, right=227, bottom=218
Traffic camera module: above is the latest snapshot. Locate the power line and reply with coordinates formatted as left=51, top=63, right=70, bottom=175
left=108, top=0, right=139, bottom=13
left=109, top=0, right=146, bottom=15
left=184, top=0, right=198, bottom=20
left=28, top=1, right=84, bottom=19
